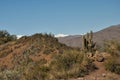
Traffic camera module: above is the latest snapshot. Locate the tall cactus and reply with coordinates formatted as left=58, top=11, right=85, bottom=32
left=82, top=31, right=95, bottom=52
left=82, top=35, right=86, bottom=50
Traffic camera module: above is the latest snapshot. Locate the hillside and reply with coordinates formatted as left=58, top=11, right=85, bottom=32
left=0, top=28, right=120, bottom=80
left=0, top=33, right=98, bottom=80
left=0, top=33, right=69, bottom=68
left=58, top=24, right=120, bottom=48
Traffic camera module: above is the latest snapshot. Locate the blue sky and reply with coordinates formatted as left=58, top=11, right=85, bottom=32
left=0, top=0, right=120, bottom=35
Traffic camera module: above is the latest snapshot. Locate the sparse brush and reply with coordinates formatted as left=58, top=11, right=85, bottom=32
left=104, top=40, right=120, bottom=57
left=0, top=32, right=98, bottom=80
left=104, top=56, right=120, bottom=74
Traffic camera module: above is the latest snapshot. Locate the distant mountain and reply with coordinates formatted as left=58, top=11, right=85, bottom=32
left=58, top=24, right=120, bottom=48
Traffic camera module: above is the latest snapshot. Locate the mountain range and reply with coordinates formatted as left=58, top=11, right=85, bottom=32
left=58, top=24, right=120, bottom=48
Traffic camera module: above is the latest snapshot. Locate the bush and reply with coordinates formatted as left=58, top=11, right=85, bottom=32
left=104, top=57, right=120, bottom=74
left=50, top=50, right=96, bottom=79
left=18, top=60, right=50, bottom=80
left=43, top=49, right=53, bottom=55
left=104, top=40, right=120, bottom=57
left=0, top=30, right=17, bottom=45
left=0, top=69, right=20, bottom=80
left=103, top=40, right=120, bottom=74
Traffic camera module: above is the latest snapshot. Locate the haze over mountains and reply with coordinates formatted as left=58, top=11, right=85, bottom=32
left=58, top=24, right=120, bottom=48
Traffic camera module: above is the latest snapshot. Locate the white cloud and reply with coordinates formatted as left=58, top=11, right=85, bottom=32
left=17, top=35, right=23, bottom=39
left=55, top=34, right=68, bottom=38
left=16, top=34, right=68, bottom=39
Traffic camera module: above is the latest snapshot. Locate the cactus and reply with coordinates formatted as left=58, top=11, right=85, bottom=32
left=82, top=31, right=96, bottom=52
left=82, top=35, right=85, bottom=49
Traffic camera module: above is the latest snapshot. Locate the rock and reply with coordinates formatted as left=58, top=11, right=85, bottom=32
left=96, top=56, right=104, bottom=62
left=77, top=77, right=84, bottom=80
left=87, top=52, right=93, bottom=58
left=94, top=53, right=104, bottom=62
left=102, top=73, right=106, bottom=77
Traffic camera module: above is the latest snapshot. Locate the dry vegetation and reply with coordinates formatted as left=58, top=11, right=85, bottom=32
left=0, top=30, right=120, bottom=80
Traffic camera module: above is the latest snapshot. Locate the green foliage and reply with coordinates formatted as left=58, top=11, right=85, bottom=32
left=0, top=30, right=17, bottom=45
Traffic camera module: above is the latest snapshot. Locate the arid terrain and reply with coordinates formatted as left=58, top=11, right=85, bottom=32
left=0, top=24, right=120, bottom=80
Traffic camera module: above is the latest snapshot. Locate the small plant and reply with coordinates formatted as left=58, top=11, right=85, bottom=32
left=43, top=49, right=53, bottom=55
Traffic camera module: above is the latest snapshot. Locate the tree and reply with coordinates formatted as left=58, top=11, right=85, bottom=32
left=0, top=30, right=17, bottom=45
